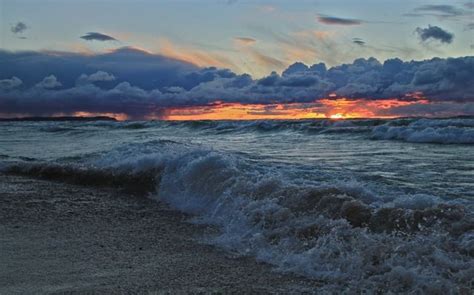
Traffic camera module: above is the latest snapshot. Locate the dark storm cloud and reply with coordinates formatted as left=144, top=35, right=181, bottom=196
left=415, top=25, right=454, bottom=44
left=0, top=48, right=473, bottom=118
left=317, top=15, right=362, bottom=25
left=80, top=32, right=118, bottom=42
left=11, top=22, right=28, bottom=34
left=0, top=47, right=200, bottom=90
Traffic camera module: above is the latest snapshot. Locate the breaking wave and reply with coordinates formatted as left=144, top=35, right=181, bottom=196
left=121, top=117, right=473, bottom=144
left=371, top=118, right=474, bottom=144
left=31, top=117, right=471, bottom=145
left=3, top=141, right=473, bottom=292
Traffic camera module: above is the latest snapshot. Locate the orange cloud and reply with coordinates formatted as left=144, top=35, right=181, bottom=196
left=72, top=112, right=129, bottom=121
left=249, top=49, right=287, bottom=71
left=234, top=37, right=257, bottom=46
left=280, top=30, right=336, bottom=66
left=162, top=102, right=325, bottom=120
left=158, top=38, right=238, bottom=70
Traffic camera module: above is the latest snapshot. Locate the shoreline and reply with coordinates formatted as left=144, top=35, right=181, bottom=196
left=0, top=174, right=321, bottom=293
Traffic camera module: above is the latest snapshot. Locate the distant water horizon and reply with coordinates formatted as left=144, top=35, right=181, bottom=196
left=1, top=114, right=473, bottom=122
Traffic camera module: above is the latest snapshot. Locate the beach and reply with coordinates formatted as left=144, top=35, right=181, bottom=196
left=0, top=174, right=320, bottom=293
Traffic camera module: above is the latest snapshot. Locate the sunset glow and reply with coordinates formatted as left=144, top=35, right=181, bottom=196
left=72, top=112, right=129, bottom=121
left=330, top=113, right=344, bottom=119
left=162, top=98, right=429, bottom=121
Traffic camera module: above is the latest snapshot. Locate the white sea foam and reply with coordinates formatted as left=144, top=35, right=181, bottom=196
left=371, top=119, right=474, bottom=144
left=87, top=142, right=474, bottom=292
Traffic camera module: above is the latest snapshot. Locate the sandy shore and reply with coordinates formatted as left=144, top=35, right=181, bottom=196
left=0, top=174, right=321, bottom=293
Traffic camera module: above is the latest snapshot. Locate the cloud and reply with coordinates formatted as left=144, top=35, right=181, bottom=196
left=0, top=48, right=472, bottom=118
left=0, top=47, right=199, bottom=90
left=11, top=22, right=28, bottom=34
left=259, top=5, right=276, bottom=13
left=415, top=25, right=454, bottom=44
left=466, top=2, right=474, bottom=9
left=78, top=71, right=116, bottom=83
left=414, top=5, right=464, bottom=17
left=465, top=23, right=474, bottom=31
left=36, top=75, right=62, bottom=89
left=234, top=37, right=257, bottom=46
left=249, top=27, right=344, bottom=71
left=80, top=32, right=118, bottom=42
left=317, top=15, right=362, bottom=25
left=376, top=101, right=474, bottom=118
left=87, top=70, right=116, bottom=82
left=248, top=49, right=286, bottom=71
left=352, top=38, right=366, bottom=46
left=0, top=77, right=22, bottom=90
left=158, top=38, right=238, bottom=70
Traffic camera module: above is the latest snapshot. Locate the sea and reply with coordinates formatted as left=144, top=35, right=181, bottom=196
left=1, top=117, right=473, bottom=292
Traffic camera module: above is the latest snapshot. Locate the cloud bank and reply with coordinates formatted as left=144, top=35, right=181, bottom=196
left=0, top=48, right=472, bottom=118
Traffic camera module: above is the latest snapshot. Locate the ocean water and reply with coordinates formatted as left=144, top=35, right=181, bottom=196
left=1, top=117, right=473, bottom=292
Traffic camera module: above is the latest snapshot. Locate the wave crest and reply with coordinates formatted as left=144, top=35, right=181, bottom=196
left=371, top=125, right=474, bottom=144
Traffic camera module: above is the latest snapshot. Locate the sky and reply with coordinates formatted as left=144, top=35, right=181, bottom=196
left=0, top=0, right=473, bottom=119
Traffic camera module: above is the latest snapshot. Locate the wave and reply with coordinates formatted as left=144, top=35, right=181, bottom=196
left=371, top=118, right=474, bottom=144
left=4, top=163, right=158, bottom=193
left=169, top=119, right=383, bottom=134
left=26, top=117, right=473, bottom=145
left=2, top=142, right=473, bottom=292
left=39, top=126, right=77, bottom=133
left=169, top=118, right=474, bottom=144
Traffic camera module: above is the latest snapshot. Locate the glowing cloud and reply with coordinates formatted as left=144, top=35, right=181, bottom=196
left=234, top=37, right=257, bottom=46
left=163, top=98, right=430, bottom=121
left=158, top=38, right=237, bottom=70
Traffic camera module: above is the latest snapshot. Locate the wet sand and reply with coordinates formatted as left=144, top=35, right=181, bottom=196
left=0, top=174, right=321, bottom=293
